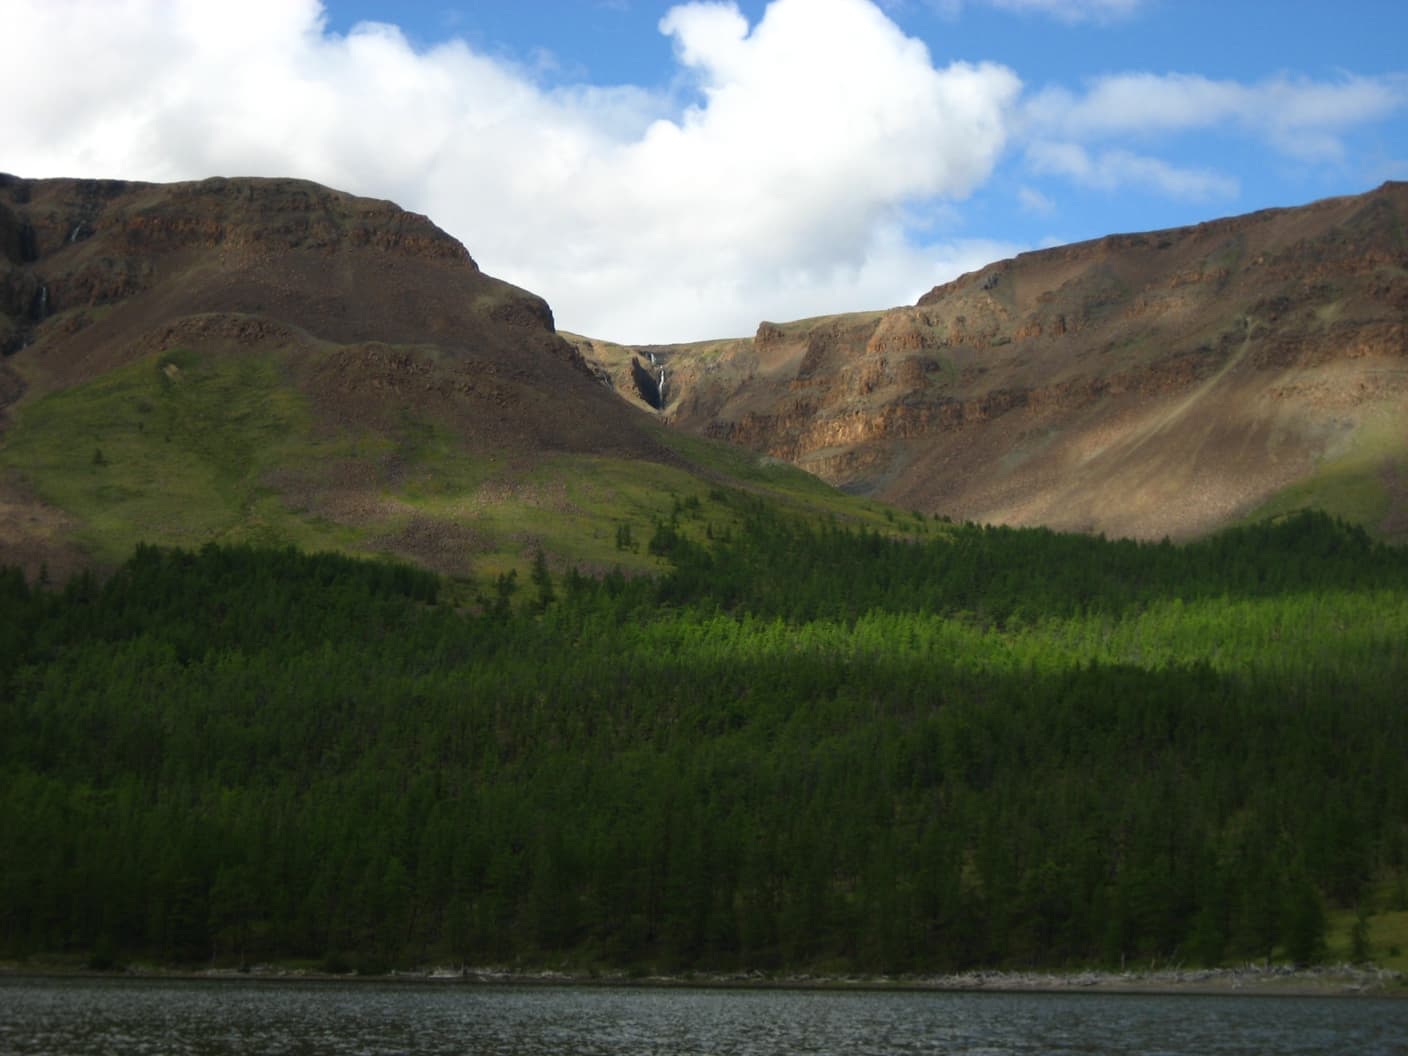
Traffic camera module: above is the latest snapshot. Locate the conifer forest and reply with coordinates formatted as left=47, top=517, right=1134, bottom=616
left=3, top=504, right=1406, bottom=973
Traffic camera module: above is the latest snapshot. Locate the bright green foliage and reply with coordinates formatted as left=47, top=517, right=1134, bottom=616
left=0, top=349, right=356, bottom=559
left=1, top=510, right=1405, bottom=973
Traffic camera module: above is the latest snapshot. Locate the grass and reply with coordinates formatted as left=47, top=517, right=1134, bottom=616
left=396, top=445, right=918, bottom=587
left=394, top=413, right=495, bottom=502
left=652, top=424, right=899, bottom=521
left=1325, top=875, right=1408, bottom=973
left=392, top=454, right=676, bottom=580
left=1245, top=407, right=1405, bottom=541
left=0, top=348, right=367, bottom=562
left=0, top=342, right=927, bottom=585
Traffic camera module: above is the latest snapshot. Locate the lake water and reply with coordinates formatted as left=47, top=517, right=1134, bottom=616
left=1, top=976, right=1405, bottom=1055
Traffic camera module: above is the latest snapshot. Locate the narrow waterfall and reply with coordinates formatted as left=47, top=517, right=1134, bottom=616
left=629, top=356, right=663, bottom=410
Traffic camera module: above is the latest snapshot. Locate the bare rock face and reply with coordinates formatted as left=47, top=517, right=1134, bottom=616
left=0, top=174, right=564, bottom=375
left=580, top=182, right=1408, bottom=540
left=0, top=172, right=639, bottom=422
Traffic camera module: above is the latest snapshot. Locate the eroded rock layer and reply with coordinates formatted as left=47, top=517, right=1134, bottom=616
left=576, top=182, right=1408, bottom=539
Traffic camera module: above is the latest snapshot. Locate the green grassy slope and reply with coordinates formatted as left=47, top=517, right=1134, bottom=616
left=1243, top=406, right=1408, bottom=544
left=1, top=347, right=365, bottom=559
left=0, top=345, right=908, bottom=582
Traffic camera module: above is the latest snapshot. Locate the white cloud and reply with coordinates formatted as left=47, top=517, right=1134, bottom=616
left=0, top=0, right=1021, bottom=342
left=1026, top=72, right=1408, bottom=162
left=1015, top=70, right=1408, bottom=203
left=984, top=0, right=1143, bottom=21
left=7, top=2, right=1398, bottom=343
left=914, top=236, right=1028, bottom=288
left=1026, top=141, right=1238, bottom=200
left=928, top=0, right=1146, bottom=22
left=1017, top=185, right=1055, bottom=214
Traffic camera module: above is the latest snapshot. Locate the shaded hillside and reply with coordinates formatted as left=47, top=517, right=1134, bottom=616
left=574, top=183, right=1408, bottom=540
left=0, top=174, right=861, bottom=579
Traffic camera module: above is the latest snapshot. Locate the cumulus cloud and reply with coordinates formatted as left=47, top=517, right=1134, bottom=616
left=7, top=1, right=1396, bottom=342
left=0, top=0, right=1021, bottom=342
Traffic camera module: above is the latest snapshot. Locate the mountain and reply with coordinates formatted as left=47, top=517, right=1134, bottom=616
left=0, top=174, right=857, bottom=580
left=571, top=183, right=1408, bottom=541
left=5, top=175, right=1404, bottom=582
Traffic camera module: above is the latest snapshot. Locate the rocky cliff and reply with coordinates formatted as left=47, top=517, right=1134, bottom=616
left=574, top=182, right=1408, bottom=540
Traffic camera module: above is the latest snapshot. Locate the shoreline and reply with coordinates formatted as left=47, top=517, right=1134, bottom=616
left=5, top=961, right=1404, bottom=998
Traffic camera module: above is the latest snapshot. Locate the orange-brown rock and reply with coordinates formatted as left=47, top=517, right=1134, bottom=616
left=575, top=182, right=1408, bottom=540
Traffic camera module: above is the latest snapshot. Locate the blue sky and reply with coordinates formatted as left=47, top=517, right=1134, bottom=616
left=5, top=0, right=1406, bottom=341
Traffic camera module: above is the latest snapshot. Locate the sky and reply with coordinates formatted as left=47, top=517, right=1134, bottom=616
left=4, top=1, right=1406, bottom=343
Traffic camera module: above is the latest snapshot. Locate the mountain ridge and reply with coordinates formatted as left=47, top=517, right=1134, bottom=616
left=3, top=174, right=1405, bottom=581
left=0, top=173, right=868, bottom=581
left=572, top=181, right=1408, bottom=541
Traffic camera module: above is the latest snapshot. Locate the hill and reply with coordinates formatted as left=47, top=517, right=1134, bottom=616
left=0, top=174, right=879, bottom=581
left=571, top=182, right=1408, bottom=541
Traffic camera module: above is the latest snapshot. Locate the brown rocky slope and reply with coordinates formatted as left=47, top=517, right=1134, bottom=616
left=573, top=183, right=1408, bottom=540
left=0, top=175, right=728, bottom=577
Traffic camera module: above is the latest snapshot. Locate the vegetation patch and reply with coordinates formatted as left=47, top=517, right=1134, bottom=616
left=0, top=348, right=369, bottom=560
left=1246, top=409, right=1406, bottom=541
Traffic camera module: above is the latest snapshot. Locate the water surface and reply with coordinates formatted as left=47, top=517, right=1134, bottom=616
left=1, top=976, right=1404, bottom=1055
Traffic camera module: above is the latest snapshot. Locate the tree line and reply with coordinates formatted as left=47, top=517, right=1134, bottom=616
left=1, top=506, right=1405, bottom=973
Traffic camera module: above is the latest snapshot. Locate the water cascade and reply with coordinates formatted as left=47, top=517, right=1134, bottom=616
left=629, top=356, right=663, bottom=409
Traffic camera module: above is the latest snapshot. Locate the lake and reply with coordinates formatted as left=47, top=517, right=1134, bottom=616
left=1, top=976, right=1405, bottom=1055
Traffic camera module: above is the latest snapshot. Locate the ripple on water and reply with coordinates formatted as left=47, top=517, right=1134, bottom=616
left=1, top=978, right=1406, bottom=1056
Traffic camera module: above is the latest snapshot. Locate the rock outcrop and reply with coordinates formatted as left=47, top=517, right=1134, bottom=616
left=575, top=182, right=1408, bottom=540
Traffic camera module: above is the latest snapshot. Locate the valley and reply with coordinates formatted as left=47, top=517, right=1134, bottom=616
left=2, top=173, right=1407, bottom=980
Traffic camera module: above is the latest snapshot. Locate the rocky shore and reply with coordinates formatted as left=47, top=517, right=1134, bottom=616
left=7, top=958, right=1404, bottom=996
left=129, top=962, right=1408, bottom=997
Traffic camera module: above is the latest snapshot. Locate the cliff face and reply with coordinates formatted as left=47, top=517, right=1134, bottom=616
left=0, top=174, right=668, bottom=575
left=0, top=174, right=574, bottom=379
left=576, top=182, right=1408, bottom=540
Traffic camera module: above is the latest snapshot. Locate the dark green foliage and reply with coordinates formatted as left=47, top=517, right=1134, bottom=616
left=530, top=549, right=555, bottom=613
left=1, top=510, right=1404, bottom=972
